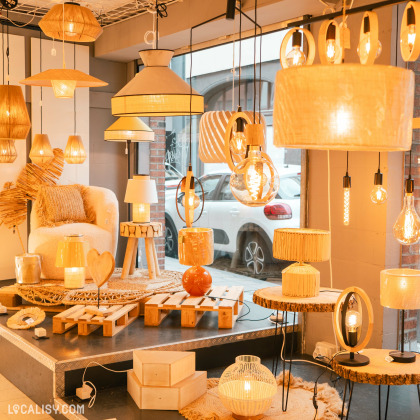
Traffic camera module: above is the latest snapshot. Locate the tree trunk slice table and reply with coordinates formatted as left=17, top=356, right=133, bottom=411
left=253, top=286, right=342, bottom=313
left=120, top=222, right=163, bottom=280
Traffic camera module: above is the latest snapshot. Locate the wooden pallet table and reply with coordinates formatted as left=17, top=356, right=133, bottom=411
left=52, top=303, right=140, bottom=337
left=144, top=286, right=244, bottom=329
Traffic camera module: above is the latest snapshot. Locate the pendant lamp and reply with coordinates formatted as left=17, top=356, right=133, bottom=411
left=111, top=50, right=204, bottom=117
left=39, top=3, right=103, bottom=43
left=273, top=64, right=414, bottom=151
left=104, top=117, right=154, bottom=142
left=29, top=134, right=54, bottom=165
left=0, top=139, right=17, bottom=163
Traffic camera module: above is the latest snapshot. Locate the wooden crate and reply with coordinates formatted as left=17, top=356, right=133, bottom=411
left=144, top=286, right=244, bottom=329
left=52, top=303, right=139, bottom=337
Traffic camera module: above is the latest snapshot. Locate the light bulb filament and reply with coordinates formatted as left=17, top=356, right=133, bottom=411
left=344, top=188, right=350, bottom=226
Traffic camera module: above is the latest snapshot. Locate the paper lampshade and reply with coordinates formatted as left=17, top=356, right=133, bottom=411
left=178, top=228, right=214, bottom=266
left=0, top=85, right=31, bottom=141
left=104, top=117, right=154, bottom=142
left=273, top=228, right=331, bottom=298
left=380, top=268, right=420, bottom=310
left=111, top=49, right=204, bottom=117
left=64, top=135, right=86, bottom=164
left=29, top=134, right=54, bottom=165
left=39, top=3, right=103, bottom=42
left=273, top=64, right=414, bottom=151
left=0, top=140, right=17, bottom=163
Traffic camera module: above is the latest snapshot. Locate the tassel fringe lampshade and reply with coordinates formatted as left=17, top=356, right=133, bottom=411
left=105, top=117, right=154, bottom=142
left=64, top=135, right=86, bottom=164
left=112, top=50, right=204, bottom=117
left=273, top=228, right=331, bottom=297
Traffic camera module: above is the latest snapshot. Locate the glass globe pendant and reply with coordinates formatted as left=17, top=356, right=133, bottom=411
left=285, top=31, right=306, bottom=67
left=370, top=170, right=387, bottom=204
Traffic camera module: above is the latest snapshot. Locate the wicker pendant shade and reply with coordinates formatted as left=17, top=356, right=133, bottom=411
left=112, top=50, right=204, bottom=117
left=0, top=85, right=31, bottom=140
left=0, top=139, right=17, bottom=163
left=104, top=117, right=154, bottom=142
left=29, top=134, right=54, bottom=165
left=39, top=3, right=103, bottom=43
left=64, top=135, right=86, bottom=164
left=273, top=64, right=414, bottom=151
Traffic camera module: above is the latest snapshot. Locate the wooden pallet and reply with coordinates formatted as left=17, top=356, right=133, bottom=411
left=52, top=303, right=140, bottom=337
left=144, top=286, right=244, bottom=329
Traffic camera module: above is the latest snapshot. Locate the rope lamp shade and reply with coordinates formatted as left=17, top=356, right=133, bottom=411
left=380, top=269, right=420, bottom=310
left=29, top=134, right=54, bottom=165
left=20, top=69, right=108, bottom=99
left=273, top=65, right=414, bottom=151
left=112, top=50, right=204, bottom=117
left=199, top=111, right=265, bottom=163
left=39, top=3, right=103, bottom=43
left=64, top=135, right=86, bottom=164
left=0, top=85, right=31, bottom=140
left=273, top=228, right=331, bottom=298
left=0, top=140, right=17, bottom=163
left=178, top=228, right=214, bottom=266
left=104, top=117, right=154, bottom=142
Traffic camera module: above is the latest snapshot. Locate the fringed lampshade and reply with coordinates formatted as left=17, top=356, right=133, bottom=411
left=0, top=140, right=17, bottom=163
left=64, top=135, right=86, bottom=164
left=273, top=64, right=414, bottom=151
left=105, top=117, right=154, bottom=142
left=111, top=50, right=204, bottom=117
left=20, top=69, right=107, bottom=99
left=178, top=228, right=214, bottom=266
left=0, top=85, right=31, bottom=140
left=39, top=3, right=103, bottom=43
left=273, top=228, right=331, bottom=297
left=29, top=134, right=54, bottom=165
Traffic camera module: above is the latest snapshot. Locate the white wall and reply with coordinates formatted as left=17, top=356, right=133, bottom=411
left=0, top=34, right=27, bottom=280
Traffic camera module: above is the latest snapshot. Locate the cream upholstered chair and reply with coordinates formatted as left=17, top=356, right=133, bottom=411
left=28, top=186, right=119, bottom=279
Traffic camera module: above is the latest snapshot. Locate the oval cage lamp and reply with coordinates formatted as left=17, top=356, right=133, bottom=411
left=333, top=287, right=374, bottom=367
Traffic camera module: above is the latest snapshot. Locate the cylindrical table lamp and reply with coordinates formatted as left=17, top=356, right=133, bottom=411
left=124, top=175, right=158, bottom=223
left=380, top=268, right=420, bottom=363
left=273, top=228, right=331, bottom=297
left=178, top=227, right=214, bottom=296
left=56, top=234, right=89, bottom=289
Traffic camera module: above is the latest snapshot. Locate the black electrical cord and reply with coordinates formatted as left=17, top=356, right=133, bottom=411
left=238, top=0, right=242, bottom=108
left=1, top=22, right=4, bottom=84
left=253, top=0, right=257, bottom=123
left=6, top=10, right=9, bottom=84
left=40, top=29, right=43, bottom=133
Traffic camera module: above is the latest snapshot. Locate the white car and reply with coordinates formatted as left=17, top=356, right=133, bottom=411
left=165, top=172, right=301, bottom=275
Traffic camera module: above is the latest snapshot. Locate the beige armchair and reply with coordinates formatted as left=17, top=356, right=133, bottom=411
left=28, top=186, right=119, bottom=279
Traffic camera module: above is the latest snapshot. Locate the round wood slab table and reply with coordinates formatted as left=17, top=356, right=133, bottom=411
left=331, top=348, right=420, bottom=419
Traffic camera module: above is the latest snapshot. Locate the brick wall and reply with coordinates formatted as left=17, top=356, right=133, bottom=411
left=149, top=117, right=166, bottom=270
left=401, top=62, right=419, bottom=350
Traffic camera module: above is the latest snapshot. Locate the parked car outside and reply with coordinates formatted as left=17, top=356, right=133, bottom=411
left=165, top=171, right=301, bottom=275
left=165, top=163, right=183, bottom=190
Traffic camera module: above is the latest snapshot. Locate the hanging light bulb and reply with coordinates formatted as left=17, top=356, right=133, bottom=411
left=326, top=24, right=340, bottom=63
left=181, top=192, right=200, bottom=209
left=402, top=5, right=417, bottom=53
left=343, top=171, right=351, bottom=226
left=357, top=16, right=382, bottom=59
left=229, top=106, right=247, bottom=156
left=285, top=31, right=306, bottom=67
left=393, top=175, right=420, bottom=245
left=345, top=309, right=362, bottom=347
left=0, top=139, right=17, bottom=163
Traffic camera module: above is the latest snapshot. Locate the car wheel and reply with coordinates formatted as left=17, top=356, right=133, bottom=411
left=242, top=234, right=270, bottom=275
left=165, top=219, right=178, bottom=258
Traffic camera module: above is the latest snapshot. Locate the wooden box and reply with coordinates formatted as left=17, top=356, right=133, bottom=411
left=133, top=350, right=195, bottom=387
left=0, top=285, right=22, bottom=307
left=127, top=370, right=207, bottom=410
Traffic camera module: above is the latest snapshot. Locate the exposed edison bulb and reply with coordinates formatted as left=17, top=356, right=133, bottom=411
left=181, top=192, right=200, bottom=209
left=408, top=23, right=416, bottom=51
left=285, top=46, right=306, bottom=67
left=370, top=185, right=387, bottom=204
left=230, top=130, right=247, bottom=156
left=343, top=188, right=350, bottom=226
left=326, top=39, right=340, bottom=63
left=393, top=193, right=420, bottom=245
left=345, top=310, right=362, bottom=332
left=357, top=36, right=382, bottom=59
left=65, top=22, right=77, bottom=37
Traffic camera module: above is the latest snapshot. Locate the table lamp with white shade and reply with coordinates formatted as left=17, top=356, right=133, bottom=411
left=380, top=268, right=420, bottom=363
left=124, top=175, right=158, bottom=223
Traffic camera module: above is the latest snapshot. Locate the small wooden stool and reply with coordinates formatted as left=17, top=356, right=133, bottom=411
left=120, top=222, right=163, bottom=280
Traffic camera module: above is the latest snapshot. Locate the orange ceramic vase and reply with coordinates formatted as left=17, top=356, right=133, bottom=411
left=182, top=266, right=212, bottom=296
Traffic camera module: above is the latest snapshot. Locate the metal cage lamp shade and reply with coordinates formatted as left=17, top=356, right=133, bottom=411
left=124, top=175, right=158, bottom=223
left=380, top=268, right=420, bottom=363
left=64, top=135, right=86, bottom=164
left=0, top=85, right=31, bottom=141
left=104, top=117, right=154, bottom=142
left=55, top=234, right=89, bottom=289
left=111, top=49, right=204, bottom=117
left=39, top=3, right=103, bottom=43
left=29, top=134, right=54, bottom=165
left=273, top=64, right=414, bottom=151
left=273, top=229, right=331, bottom=297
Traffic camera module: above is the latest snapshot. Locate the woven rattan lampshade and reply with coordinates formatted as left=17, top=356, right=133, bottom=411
left=0, top=140, right=17, bottom=163
left=111, top=49, right=204, bottom=117
left=273, top=64, right=414, bottom=151
left=64, top=135, right=86, bottom=164
left=0, top=85, right=31, bottom=140
left=178, top=228, right=214, bottom=266
left=273, top=228, right=331, bottom=298
left=29, top=134, right=54, bottom=165
left=39, top=3, right=103, bottom=43
left=380, top=268, right=420, bottom=310
left=104, top=117, right=154, bottom=142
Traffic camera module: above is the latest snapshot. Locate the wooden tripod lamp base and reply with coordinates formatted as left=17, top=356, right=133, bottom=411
left=282, top=262, right=320, bottom=297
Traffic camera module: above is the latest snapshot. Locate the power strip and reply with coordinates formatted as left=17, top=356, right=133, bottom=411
left=76, top=382, right=93, bottom=400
